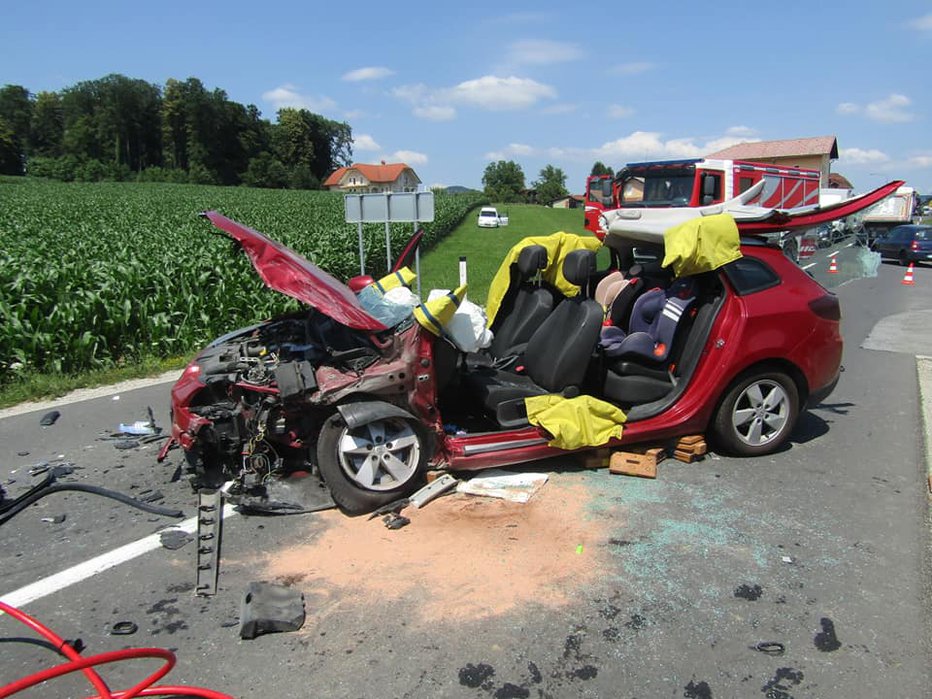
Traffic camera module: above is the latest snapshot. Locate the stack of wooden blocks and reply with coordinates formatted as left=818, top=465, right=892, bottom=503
left=671, top=435, right=707, bottom=463
left=605, top=434, right=708, bottom=479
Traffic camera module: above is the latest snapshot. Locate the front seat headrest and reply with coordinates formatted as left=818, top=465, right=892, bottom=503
left=516, top=245, right=548, bottom=278
left=562, top=249, right=597, bottom=288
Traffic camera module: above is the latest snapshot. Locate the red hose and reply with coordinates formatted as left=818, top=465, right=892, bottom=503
left=0, top=600, right=233, bottom=699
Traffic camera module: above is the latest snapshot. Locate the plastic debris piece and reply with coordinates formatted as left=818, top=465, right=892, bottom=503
left=754, top=641, right=786, bottom=655
left=118, top=421, right=157, bottom=436
left=409, top=473, right=457, bottom=509
left=29, top=462, right=50, bottom=476
left=456, top=470, right=549, bottom=503
left=383, top=513, right=410, bottom=530
left=781, top=556, right=794, bottom=564
left=40, top=514, right=66, bottom=524
left=16, top=451, right=29, bottom=457
left=240, top=582, right=306, bottom=640
left=576, top=544, right=584, bottom=555
left=110, top=621, right=138, bottom=635
left=39, top=410, right=61, bottom=427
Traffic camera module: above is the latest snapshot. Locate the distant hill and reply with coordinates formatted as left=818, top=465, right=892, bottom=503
left=443, top=185, right=480, bottom=195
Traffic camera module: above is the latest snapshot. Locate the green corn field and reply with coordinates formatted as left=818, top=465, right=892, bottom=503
left=0, top=178, right=484, bottom=382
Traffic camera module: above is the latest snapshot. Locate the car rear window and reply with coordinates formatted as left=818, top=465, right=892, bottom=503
left=723, top=257, right=780, bottom=295
left=915, top=228, right=930, bottom=240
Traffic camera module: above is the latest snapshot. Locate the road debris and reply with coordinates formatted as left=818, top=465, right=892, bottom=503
left=456, top=470, right=548, bottom=503
left=39, top=410, right=61, bottom=427
left=409, top=473, right=457, bottom=508
left=239, top=582, right=306, bottom=640
left=40, top=514, right=67, bottom=524
left=383, top=513, right=410, bottom=530
left=159, top=529, right=194, bottom=550
left=109, top=620, right=138, bottom=635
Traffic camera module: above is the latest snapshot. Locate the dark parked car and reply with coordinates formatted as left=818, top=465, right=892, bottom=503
left=872, top=224, right=932, bottom=265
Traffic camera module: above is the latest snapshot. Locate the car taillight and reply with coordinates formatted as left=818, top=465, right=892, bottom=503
left=809, top=294, right=840, bottom=321
left=911, top=240, right=920, bottom=251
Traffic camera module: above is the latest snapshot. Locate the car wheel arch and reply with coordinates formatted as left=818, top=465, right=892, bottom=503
left=709, top=359, right=809, bottom=422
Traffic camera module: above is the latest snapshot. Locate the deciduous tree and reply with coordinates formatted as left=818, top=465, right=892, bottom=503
left=482, top=160, right=526, bottom=202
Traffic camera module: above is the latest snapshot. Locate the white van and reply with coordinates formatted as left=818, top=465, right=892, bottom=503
left=477, top=206, right=508, bottom=228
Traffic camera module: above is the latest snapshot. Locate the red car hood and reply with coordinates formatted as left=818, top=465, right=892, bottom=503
left=203, top=211, right=387, bottom=332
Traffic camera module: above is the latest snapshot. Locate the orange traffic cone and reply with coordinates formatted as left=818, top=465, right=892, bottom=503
left=902, top=263, right=915, bottom=286
left=828, top=256, right=838, bottom=274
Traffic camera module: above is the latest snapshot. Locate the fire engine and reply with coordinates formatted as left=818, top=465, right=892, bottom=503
left=585, top=158, right=823, bottom=259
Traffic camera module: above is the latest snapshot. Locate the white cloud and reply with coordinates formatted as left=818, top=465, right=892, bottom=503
left=595, top=131, right=704, bottom=161
left=342, top=66, right=394, bottom=82
left=386, top=149, right=428, bottom=165
left=353, top=134, right=381, bottom=151
left=343, top=109, right=365, bottom=120
left=865, top=94, right=915, bottom=123
left=703, top=134, right=760, bottom=153
left=838, top=147, right=890, bottom=165
left=395, top=75, right=557, bottom=119
left=262, top=84, right=336, bottom=113
left=608, top=104, right=635, bottom=119
left=907, top=153, right=932, bottom=168
left=725, top=125, right=757, bottom=138
left=836, top=94, right=915, bottom=123
left=484, top=143, right=537, bottom=161
left=413, top=105, right=456, bottom=121
left=446, top=75, right=556, bottom=111
left=505, top=39, right=583, bottom=66
left=610, top=62, right=654, bottom=75
left=907, top=13, right=932, bottom=30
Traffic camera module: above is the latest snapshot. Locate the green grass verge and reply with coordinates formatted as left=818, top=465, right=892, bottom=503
left=418, top=203, right=604, bottom=305
left=1, top=202, right=601, bottom=407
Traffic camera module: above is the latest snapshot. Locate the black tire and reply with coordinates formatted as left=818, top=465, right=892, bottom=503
left=317, top=408, right=427, bottom=515
left=711, top=370, right=799, bottom=456
left=899, top=251, right=909, bottom=266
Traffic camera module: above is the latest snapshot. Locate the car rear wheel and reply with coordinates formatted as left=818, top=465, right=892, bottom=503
left=317, top=408, right=426, bottom=515
left=899, top=251, right=910, bottom=266
left=711, top=371, right=799, bottom=456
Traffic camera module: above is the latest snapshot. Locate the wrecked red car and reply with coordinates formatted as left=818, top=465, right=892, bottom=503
left=164, top=202, right=869, bottom=515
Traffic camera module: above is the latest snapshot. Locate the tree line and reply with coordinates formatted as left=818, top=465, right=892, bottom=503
left=0, top=75, right=353, bottom=188
left=481, top=160, right=616, bottom=204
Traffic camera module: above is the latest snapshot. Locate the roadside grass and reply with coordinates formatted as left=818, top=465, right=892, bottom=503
left=1, top=202, right=601, bottom=407
left=418, top=203, right=602, bottom=305
left=0, top=356, right=187, bottom=409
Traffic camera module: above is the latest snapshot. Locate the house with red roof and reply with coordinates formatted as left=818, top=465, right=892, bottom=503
left=707, top=135, right=839, bottom=186
left=323, top=161, right=422, bottom=193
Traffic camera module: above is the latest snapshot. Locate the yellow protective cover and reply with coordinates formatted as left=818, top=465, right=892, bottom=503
left=373, top=266, right=416, bottom=294
left=486, top=232, right=602, bottom=325
left=525, top=394, right=626, bottom=450
left=413, top=284, right=467, bottom=336
left=661, top=213, right=742, bottom=277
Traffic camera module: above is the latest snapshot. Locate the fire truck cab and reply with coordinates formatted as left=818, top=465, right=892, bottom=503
left=585, top=158, right=822, bottom=238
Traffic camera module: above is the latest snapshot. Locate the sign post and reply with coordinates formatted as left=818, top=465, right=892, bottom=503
left=344, top=191, right=435, bottom=294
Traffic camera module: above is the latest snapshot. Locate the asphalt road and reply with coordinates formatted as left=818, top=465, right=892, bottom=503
left=1, top=248, right=929, bottom=699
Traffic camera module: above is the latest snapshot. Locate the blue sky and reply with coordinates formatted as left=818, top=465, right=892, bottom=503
left=2, top=1, right=930, bottom=193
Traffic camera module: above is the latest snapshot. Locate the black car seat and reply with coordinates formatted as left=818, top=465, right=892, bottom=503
left=463, top=249, right=604, bottom=428
left=486, top=244, right=558, bottom=359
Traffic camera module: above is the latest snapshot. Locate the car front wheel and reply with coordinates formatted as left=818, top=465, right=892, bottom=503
left=711, top=371, right=799, bottom=456
left=317, top=408, right=427, bottom=514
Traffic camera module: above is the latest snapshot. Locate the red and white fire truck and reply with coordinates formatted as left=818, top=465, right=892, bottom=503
left=585, top=158, right=823, bottom=260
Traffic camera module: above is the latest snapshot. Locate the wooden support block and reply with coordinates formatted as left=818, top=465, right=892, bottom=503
left=675, top=434, right=705, bottom=448
left=609, top=451, right=658, bottom=478
left=673, top=448, right=703, bottom=463
left=425, top=470, right=447, bottom=483
left=579, top=448, right=611, bottom=469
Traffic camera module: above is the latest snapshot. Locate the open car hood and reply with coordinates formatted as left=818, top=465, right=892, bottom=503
left=202, top=211, right=387, bottom=331
left=602, top=180, right=905, bottom=246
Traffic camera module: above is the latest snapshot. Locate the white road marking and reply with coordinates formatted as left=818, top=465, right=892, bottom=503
left=0, top=504, right=238, bottom=610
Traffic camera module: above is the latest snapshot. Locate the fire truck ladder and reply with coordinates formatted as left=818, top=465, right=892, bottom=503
left=195, top=489, right=223, bottom=596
